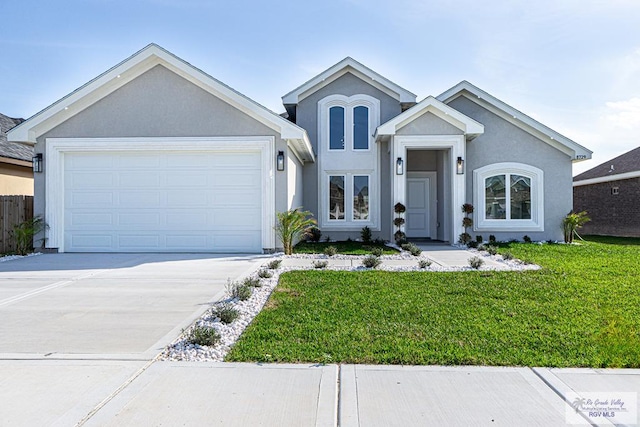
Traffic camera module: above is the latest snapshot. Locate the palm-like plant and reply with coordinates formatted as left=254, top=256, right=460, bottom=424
left=12, top=216, right=47, bottom=255
left=562, top=211, right=590, bottom=243
left=276, top=208, right=317, bottom=255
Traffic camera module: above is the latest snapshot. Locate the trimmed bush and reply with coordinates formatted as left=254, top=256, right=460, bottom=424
left=468, top=256, right=484, bottom=269
left=467, top=241, right=479, bottom=249
left=476, top=235, right=483, bottom=243
left=258, top=269, right=273, bottom=279
left=361, top=226, right=372, bottom=244
left=486, top=245, right=498, bottom=255
left=243, top=277, right=262, bottom=288
left=489, top=235, right=497, bottom=243
left=312, top=260, right=328, bottom=269
left=308, top=227, right=322, bottom=242
left=362, top=255, right=382, bottom=269
left=370, top=247, right=384, bottom=257
left=227, top=280, right=252, bottom=301
left=502, top=251, right=514, bottom=261
left=523, top=235, right=532, bottom=243
left=267, top=259, right=282, bottom=270
left=418, top=259, right=432, bottom=269
left=186, top=325, right=220, bottom=347
left=458, top=232, right=472, bottom=245
left=324, top=245, right=337, bottom=257
left=213, top=304, right=240, bottom=324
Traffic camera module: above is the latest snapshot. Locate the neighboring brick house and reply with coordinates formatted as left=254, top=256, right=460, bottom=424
left=0, top=113, right=33, bottom=195
left=573, top=146, right=640, bottom=237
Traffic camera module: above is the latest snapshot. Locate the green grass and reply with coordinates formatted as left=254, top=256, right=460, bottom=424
left=227, top=237, right=640, bottom=367
left=293, top=240, right=398, bottom=255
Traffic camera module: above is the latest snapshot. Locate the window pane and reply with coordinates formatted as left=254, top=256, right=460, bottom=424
left=329, top=106, right=345, bottom=150
left=510, top=175, right=531, bottom=219
left=353, top=106, right=369, bottom=150
left=329, top=176, right=345, bottom=220
left=485, top=175, right=506, bottom=219
left=353, top=175, right=369, bottom=220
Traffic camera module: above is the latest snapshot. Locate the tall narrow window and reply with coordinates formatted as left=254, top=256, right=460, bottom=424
left=329, top=106, right=345, bottom=150
left=510, top=175, right=531, bottom=219
left=485, top=175, right=506, bottom=219
left=329, top=176, right=345, bottom=220
left=353, top=175, right=369, bottom=220
left=353, top=106, right=369, bottom=150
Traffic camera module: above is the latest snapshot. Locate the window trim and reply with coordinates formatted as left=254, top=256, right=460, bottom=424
left=319, top=95, right=379, bottom=153
left=322, top=172, right=376, bottom=228
left=473, top=162, right=544, bottom=232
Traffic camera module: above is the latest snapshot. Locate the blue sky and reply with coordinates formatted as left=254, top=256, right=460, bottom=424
left=1, top=0, right=639, bottom=175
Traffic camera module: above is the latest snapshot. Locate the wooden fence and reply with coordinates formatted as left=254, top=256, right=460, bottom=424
left=0, top=196, right=34, bottom=253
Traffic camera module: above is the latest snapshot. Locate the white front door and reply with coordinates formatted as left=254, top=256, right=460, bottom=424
left=406, top=177, right=430, bottom=238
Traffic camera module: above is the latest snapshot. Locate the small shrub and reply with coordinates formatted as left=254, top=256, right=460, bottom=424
left=312, top=260, right=328, bottom=269
left=362, top=255, right=382, bottom=269
left=373, top=238, right=386, bottom=245
left=361, top=226, right=372, bottom=244
left=346, top=237, right=353, bottom=242
left=486, top=245, right=498, bottom=255
left=468, top=256, right=484, bottom=269
left=267, top=259, right=282, bottom=270
left=458, top=232, right=472, bottom=245
left=477, top=243, right=486, bottom=252
left=476, top=235, right=483, bottom=243
left=213, top=304, right=240, bottom=324
left=227, top=280, right=252, bottom=301
left=418, top=259, right=432, bottom=269
left=371, top=247, right=383, bottom=257
left=462, top=217, right=473, bottom=228
left=563, top=211, right=590, bottom=243
left=243, top=277, right=261, bottom=288
left=393, top=217, right=405, bottom=227
left=394, top=203, right=406, bottom=213
left=308, top=227, right=322, bottom=242
left=257, top=269, right=273, bottom=279
left=324, top=245, right=337, bottom=257
left=324, top=236, right=331, bottom=242
left=489, top=235, right=497, bottom=243
left=186, top=325, right=220, bottom=347
left=467, top=241, right=479, bottom=249
left=523, top=235, right=532, bottom=243
left=407, top=243, right=422, bottom=256
left=502, top=251, right=514, bottom=261
left=400, top=243, right=412, bottom=251
left=12, top=216, right=48, bottom=255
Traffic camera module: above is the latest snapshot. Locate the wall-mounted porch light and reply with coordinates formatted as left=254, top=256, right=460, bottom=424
left=276, top=151, right=285, bottom=171
left=396, top=157, right=404, bottom=175
left=32, top=153, right=43, bottom=173
left=456, top=157, right=464, bottom=175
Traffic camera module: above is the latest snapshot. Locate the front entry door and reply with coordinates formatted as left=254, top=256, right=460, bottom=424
left=406, top=177, right=431, bottom=238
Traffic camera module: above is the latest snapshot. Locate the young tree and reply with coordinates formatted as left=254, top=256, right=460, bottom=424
left=275, top=208, right=317, bottom=255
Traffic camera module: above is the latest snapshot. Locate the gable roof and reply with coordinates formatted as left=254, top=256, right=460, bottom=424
left=437, top=81, right=592, bottom=162
left=8, top=44, right=314, bottom=163
left=282, top=57, right=417, bottom=106
left=375, top=95, right=484, bottom=139
left=0, top=113, right=32, bottom=164
left=573, top=145, right=640, bottom=186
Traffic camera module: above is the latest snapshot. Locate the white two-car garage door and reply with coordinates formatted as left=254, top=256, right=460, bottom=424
left=63, top=151, right=263, bottom=252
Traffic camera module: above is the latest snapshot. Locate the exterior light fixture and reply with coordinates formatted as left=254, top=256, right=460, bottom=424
left=396, top=157, right=404, bottom=175
left=32, top=153, right=43, bottom=173
left=456, top=157, right=464, bottom=175
left=276, top=151, right=285, bottom=171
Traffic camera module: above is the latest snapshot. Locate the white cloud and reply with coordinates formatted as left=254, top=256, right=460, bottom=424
left=604, top=98, right=640, bottom=129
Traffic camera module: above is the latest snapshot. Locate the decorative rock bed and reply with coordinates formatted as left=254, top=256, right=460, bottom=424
left=160, top=248, right=540, bottom=362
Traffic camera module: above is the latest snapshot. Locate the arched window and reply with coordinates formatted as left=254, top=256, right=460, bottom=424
left=353, top=106, right=369, bottom=150
left=474, top=163, right=544, bottom=231
left=329, top=106, right=345, bottom=150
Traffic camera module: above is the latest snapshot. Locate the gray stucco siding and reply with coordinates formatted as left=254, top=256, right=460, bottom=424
left=449, top=96, right=572, bottom=241
left=35, top=65, right=289, bottom=249
left=396, top=112, right=463, bottom=136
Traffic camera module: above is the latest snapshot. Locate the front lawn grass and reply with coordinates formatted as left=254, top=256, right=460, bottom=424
left=293, top=240, right=398, bottom=255
left=226, top=237, right=640, bottom=367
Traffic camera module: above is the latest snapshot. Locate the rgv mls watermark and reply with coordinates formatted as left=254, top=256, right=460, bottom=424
left=566, top=392, right=638, bottom=425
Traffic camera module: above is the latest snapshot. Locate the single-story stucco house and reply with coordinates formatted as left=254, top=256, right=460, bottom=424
left=7, top=44, right=592, bottom=253
left=0, top=113, right=33, bottom=196
left=573, top=146, right=640, bottom=237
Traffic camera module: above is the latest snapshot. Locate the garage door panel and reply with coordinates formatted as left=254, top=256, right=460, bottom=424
left=68, top=192, right=114, bottom=207
left=64, top=150, right=264, bottom=252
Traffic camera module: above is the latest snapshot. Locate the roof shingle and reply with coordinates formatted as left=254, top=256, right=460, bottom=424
left=0, top=113, right=32, bottom=162
left=574, top=145, right=640, bottom=181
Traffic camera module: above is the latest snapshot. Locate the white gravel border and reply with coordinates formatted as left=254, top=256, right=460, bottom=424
left=0, top=252, right=42, bottom=263
left=160, top=247, right=540, bottom=362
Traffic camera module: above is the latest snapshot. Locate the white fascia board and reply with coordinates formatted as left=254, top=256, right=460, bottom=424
left=282, top=57, right=417, bottom=105
left=8, top=44, right=309, bottom=147
left=287, top=134, right=316, bottom=164
left=437, top=81, right=593, bottom=161
left=573, top=170, right=640, bottom=187
left=376, top=96, right=484, bottom=137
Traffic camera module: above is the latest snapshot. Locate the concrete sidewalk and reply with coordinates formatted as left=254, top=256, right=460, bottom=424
left=75, top=363, right=639, bottom=426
